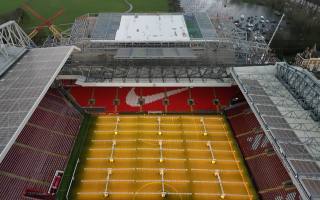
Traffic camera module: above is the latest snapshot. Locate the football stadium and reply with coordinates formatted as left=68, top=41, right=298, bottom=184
left=0, top=9, right=319, bottom=200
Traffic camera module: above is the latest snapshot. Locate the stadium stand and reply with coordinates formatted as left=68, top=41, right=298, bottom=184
left=17, top=125, right=74, bottom=155
left=236, top=130, right=271, bottom=157
left=0, top=174, right=49, bottom=200
left=28, top=109, right=80, bottom=136
left=225, top=102, right=249, bottom=117
left=226, top=103, right=301, bottom=199
left=0, top=89, right=83, bottom=199
left=260, top=188, right=300, bottom=200
left=228, top=113, right=261, bottom=136
left=246, top=154, right=292, bottom=191
left=0, top=145, right=66, bottom=183
left=67, top=86, right=241, bottom=113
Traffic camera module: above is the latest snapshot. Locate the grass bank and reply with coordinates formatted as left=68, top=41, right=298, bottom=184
left=0, top=0, right=169, bottom=31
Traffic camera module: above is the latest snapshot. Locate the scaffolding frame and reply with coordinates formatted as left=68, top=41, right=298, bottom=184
left=64, top=13, right=268, bottom=61
left=59, top=12, right=270, bottom=84
left=61, top=64, right=230, bottom=85
left=60, top=13, right=267, bottom=86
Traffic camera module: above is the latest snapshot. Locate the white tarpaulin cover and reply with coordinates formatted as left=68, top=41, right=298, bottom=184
left=115, top=14, right=190, bottom=42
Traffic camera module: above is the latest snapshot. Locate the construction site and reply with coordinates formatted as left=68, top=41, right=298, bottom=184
left=53, top=12, right=271, bottom=87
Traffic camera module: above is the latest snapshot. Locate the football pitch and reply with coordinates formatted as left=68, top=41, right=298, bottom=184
left=70, top=115, right=256, bottom=200
left=0, top=0, right=169, bottom=30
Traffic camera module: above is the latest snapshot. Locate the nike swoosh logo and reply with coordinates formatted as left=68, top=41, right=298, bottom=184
left=126, top=88, right=189, bottom=107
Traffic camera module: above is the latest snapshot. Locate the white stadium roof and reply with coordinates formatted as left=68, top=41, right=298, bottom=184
left=115, top=14, right=190, bottom=42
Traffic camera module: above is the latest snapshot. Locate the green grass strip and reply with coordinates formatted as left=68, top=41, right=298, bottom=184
left=56, top=114, right=93, bottom=200
left=68, top=116, right=98, bottom=199
left=223, top=115, right=260, bottom=200
left=0, top=0, right=169, bottom=30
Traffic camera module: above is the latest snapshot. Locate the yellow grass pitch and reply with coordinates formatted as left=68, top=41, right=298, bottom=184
left=74, top=114, right=255, bottom=200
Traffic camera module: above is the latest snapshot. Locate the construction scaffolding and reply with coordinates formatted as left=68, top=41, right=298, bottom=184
left=60, top=12, right=268, bottom=83
left=66, top=13, right=267, bottom=57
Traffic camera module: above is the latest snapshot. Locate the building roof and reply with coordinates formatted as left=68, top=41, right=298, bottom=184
left=85, top=13, right=218, bottom=42
left=0, top=46, right=76, bottom=163
left=115, top=14, right=190, bottom=42
left=0, top=47, right=26, bottom=76
left=231, top=64, right=320, bottom=199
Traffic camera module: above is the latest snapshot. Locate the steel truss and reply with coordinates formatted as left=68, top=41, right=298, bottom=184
left=276, top=63, right=320, bottom=121
left=0, top=21, right=35, bottom=58
left=61, top=64, right=229, bottom=84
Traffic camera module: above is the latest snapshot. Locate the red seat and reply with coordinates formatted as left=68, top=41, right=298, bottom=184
left=0, top=89, right=83, bottom=199
left=260, top=188, right=300, bottom=200
left=226, top=103, right=300, bottom=199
